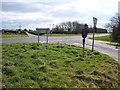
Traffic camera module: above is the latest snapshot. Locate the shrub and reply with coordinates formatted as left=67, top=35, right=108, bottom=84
left=3, top=67, right=15, bottom=76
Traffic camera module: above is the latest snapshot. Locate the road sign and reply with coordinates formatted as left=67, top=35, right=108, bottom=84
left=36, top=28, right=50, bottom=34
left=82, top=24, right=88, bottom=38
left=82, top=24, right=88, bottom=58
left=82, top=29, right=88, bottom=38
left=36, top=28, right=50, bottom=43
left=92, top=17, right=98, bottom=52
left=93, top=17, right=98, bottom=29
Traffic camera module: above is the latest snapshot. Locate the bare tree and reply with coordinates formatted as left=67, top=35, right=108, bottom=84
left=105, top=13, right=120, bottom=42
left=54, top=21, right=84, bottom=34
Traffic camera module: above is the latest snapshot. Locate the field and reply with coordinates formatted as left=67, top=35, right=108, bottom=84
left=2, top=34, right=28, bottom=38
left=1, top=30, right=28, bottom=38
left=2, top=43, right=120, bottom=88
left=89, top=35, right=119, bottom=47
left=89, top=35, right=111, bottom=42
left=43, top=34, right=81, bottom=36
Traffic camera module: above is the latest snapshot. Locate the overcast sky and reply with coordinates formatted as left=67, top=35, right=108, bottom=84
left=1, top=0, right=120, bottom=30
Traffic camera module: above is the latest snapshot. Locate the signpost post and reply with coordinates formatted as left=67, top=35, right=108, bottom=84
left=92, top=17, right=98, bottom=52
left=82, top=38, right=85, bottom=58
left=46, top=29, right=48, bottom=44
left=38, top=32, right=40, bottom=43
left=82, top=24, right=88, bottom=58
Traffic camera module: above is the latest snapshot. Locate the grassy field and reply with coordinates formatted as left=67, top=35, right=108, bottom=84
left=1, top=34, right=28, bottom=38
left=89, top=35, right=111, bottom=42
left=89, top=35, right=120, bottom=47
left=1, top=30, right=28, bottom=38
left=43, top=33, right=94, bottom=36
left=2, top=43, right=120, bottom=88
left=43, top=34, right=81, bottom=36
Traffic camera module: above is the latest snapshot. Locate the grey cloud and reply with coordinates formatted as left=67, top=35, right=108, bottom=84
left=3, top=0, right=72, bottom=3
left=2, top=2, right=43, bottom=13
left=52, top=10, right=86, bottom=18
left=1, top=2, right=70, bottom=13
left=2, top=18, right=53, bottom=29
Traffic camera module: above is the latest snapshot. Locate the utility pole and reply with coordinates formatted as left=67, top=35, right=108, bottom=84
left=53, top=24, right=54, bottom=28
left=19, top=23, right=21, bottom=30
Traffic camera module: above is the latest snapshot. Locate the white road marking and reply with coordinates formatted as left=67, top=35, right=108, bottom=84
left=73, top=43, right=80, bottom=45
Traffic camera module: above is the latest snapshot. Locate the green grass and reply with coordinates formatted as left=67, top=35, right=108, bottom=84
left=42, top=33, right=106, bottom=37
left=2, top=43, right=120, bottom=88
left=2, top=34, right=28, bottom=38
left=1, top=30, right=28, bottom=38
left=43, top=34, right=81, bottom=36
left=89, top=35, right=111, bottom=42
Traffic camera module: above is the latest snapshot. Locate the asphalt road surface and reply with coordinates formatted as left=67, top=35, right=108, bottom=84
left=1, top=33, right=119, bottom=64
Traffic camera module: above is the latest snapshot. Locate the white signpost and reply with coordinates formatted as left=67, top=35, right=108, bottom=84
left=36, top=28, right=50, bottom=43
left=92, top=17, right=98, bottom=52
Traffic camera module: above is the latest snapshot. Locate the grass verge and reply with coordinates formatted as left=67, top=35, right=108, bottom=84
left=2, top=34, right=28, bottom=38
left=2, top=43, right=120, bottom=88
left=42, top=34, right=81, bottom=36
left=89, top=35, right=111, bottom=42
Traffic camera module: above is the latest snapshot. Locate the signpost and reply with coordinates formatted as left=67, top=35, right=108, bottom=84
left=38, top=32, right=40, bottom=43
left=36, top=28, right=50, bottom=43
left=82, top=24, right=88, bottom=58
left=92, top=17, right=98, bottom=52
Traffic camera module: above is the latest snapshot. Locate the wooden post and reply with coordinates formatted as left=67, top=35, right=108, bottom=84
left=38, top=33, right=39, bottom=43
left=92, top=28, right=95, bottom=52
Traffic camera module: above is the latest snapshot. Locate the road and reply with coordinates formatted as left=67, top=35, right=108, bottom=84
left=1, top=33, right=119, bottom=64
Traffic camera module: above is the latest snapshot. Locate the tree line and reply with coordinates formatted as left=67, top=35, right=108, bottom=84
left=52, top=21, right=107, bottom=34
